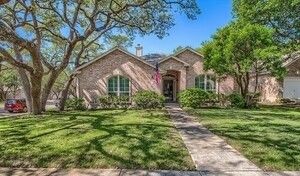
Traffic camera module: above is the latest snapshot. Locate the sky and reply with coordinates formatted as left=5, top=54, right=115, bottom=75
left=128, top=0, right=233, bottom=55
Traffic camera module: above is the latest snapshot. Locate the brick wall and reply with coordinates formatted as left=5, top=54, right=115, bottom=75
left=175, top=50, right=234, bottom=94
left=76, top=50, right=159, bottom=106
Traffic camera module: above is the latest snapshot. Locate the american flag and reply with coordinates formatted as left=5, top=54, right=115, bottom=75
left=153, top=62, right=161, bottom=85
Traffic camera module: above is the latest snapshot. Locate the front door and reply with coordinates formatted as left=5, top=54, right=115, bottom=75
left=163, top=80, right=174, bottom=102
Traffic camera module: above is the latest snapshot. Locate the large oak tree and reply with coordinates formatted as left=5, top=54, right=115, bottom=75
left=0, top=0, right=200, bottom=114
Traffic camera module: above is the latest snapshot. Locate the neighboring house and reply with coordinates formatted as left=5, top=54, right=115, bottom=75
left=255, top=51, right=300, bottom=102
left=74, top=46, right=300, bottom=107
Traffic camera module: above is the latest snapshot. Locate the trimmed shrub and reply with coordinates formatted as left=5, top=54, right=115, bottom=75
left=98, top=95, right=130, bottom=109
left=178, top=88, right=210, bottom=108
left=116, top=95, right=131, bottom=109
left=65, top=97, right=86, bottom=110
left=133, top=90, right=165, bottom=109
left=98, top=96, right=112, bottom=109
left=218, top=93, right=229, bottom=107
left=228, top=92, right=261, bottom=108
left=228, top=92, right=246, bottom=108
left=207, top=91, right=218, bottom=105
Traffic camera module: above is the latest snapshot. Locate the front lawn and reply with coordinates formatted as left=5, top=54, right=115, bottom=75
left=187, top=107, right=300, bottom=171
left=0, top=110, right=194, bottom=170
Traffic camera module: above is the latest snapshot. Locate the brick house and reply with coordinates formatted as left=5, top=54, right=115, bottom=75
left=74, top=46, right=300, bottom=107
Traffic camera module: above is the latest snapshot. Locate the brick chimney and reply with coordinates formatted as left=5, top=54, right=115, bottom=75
left=135, top=44, right=143, bottom=57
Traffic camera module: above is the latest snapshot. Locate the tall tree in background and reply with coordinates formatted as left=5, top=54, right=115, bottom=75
left=0, top=0, right=200, bottom=114
left=0, top=63, right=20, bottom=100
left=202, top=22, right=285, bottom=107
left=173, top=46, right=185, bottom=53
left=233, top=0, right=300, bottom=50
left=104, top=34, right=133, bottom=48
left=51, top=70, right=71, bottom=100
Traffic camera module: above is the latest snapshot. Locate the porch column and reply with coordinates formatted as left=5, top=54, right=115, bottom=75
left=75, top=77, right=81, bottom=98
left=179, top=69, right=187, bottom=91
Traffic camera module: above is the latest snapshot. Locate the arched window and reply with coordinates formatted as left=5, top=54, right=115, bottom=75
left=108, top=75, right=130, bottom=96
left=195, top=75, right=216, bottom=92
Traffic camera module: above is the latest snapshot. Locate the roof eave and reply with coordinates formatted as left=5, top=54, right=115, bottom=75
left=75, top=47, right=156, bottom=72
left=173, top=47, right=204, bottom=58
left=158, top=56, right=190, bottom=67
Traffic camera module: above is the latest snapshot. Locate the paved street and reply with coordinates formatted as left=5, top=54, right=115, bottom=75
left=0, top=107, right=26, bottom=118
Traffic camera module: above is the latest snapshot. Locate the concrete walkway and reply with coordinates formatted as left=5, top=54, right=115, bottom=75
left=0, top=168, right=299, bottom=176
left=165, top=103, right=262, bottom=173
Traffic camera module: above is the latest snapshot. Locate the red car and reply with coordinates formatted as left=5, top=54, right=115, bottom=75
left=4, top=99, right=27, bottom=113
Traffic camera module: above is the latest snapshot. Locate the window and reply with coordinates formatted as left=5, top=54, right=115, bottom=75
left=108, top=75, right=130, bottom=96
left=195, top=75, right=216, bottom=92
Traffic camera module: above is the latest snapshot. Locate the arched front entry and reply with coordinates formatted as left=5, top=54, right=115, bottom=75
left=162, top=70, right=180, bottom=102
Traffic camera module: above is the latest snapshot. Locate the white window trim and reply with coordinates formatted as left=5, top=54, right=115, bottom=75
left=108, top=75, right=131, bottom=96
left=195, top=74, right=217, bottom=92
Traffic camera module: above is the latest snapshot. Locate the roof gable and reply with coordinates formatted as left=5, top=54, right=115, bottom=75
left=174, top=47, right=204, bottom=58
left=283, top=51, right=300, bottom=67
left=75, top=47, right=156, bottom=71
left=158, top=56, right=190, bottom=67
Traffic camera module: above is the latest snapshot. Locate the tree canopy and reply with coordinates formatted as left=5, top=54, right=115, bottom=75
left=233, top=0, right=300, bottom=50
left=0, top=0, right=200, bottom=114
left=202, top=22, right=285, bottom=105
left=0, top=62, right=20, bottom=101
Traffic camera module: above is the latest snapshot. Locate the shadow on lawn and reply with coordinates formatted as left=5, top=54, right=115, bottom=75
left=214, top=126, right=300, bottom=170
left=191, top=109, right=300, bottom=122
left=197, top=109, right=300, bottom=171
left=0, top=110, right=193, bottom=170
left=72, top=112, right=188, bottom=169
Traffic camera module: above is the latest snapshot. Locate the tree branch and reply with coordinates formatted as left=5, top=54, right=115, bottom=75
left=0, top=20, right=35, bottom=50
left=0, top=46, right=34, bottom=73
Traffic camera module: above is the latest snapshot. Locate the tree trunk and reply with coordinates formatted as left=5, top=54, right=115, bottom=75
left=59, top=76, right=74, bottom=111
left=240, top=74, right=250, bottom=107
left=17, top=68, right=32, bottom=112
left=235, top=76, right=244, bottom=95
left=30, top=74, right=43, bottom=115
left=254, top=71, right=259, bottom=93
left=41, top=71, right=60, bottom=111
left=54, top=91, right=59, bottom=100
left=14, top=46, right=33, bottom=112
left=0, top=89, right=4, bottom=101
left=0, top=89, right=7, bottom=101
left=40, top=42, right=76, bottom=112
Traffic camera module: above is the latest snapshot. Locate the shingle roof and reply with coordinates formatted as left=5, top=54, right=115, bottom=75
left=283, top=51, right=300, bottom=67
left=75, top=47, right=203, bottom=72
left=75, top=47, right=156, bottom=71
left=142, top=53, right=166, bottom=65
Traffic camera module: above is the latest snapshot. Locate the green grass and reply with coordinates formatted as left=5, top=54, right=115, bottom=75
left=0, top=110, right=194, bottom=170
left=186, top=107, right=300, bottom=171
